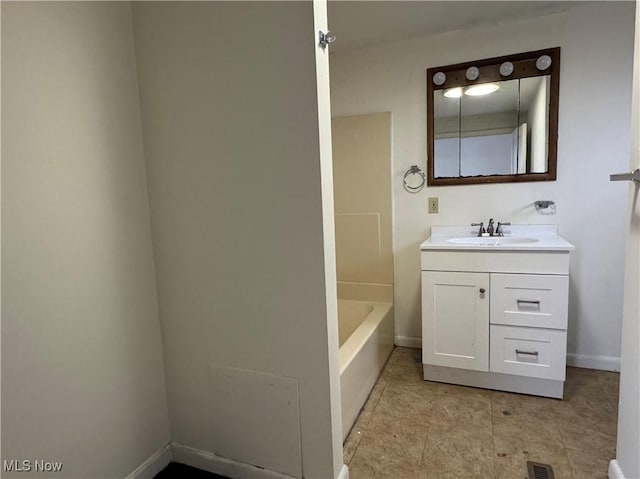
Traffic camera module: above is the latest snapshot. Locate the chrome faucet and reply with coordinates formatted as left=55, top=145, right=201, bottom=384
left=471, top=222, right=485, bottom=237
left=486, top=218, right=495, bottom=236
left=472, top=219, right=511, bottom=237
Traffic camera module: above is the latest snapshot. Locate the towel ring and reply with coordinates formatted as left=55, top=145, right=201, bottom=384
left=403, top=165, right=426, bottom=193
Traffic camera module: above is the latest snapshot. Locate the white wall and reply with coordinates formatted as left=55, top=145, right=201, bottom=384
left=330, top=2, right=635, bottom=368
left=132, top=2, right=342, bottom=478
left=1, top=3, right=171, bottom=477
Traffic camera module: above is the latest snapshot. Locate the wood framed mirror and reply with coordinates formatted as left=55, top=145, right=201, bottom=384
left=427, top=47, right=560, bottom=186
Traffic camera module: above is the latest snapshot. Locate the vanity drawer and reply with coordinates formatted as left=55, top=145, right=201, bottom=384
left=490, top=325, right=566, bottom=380
left=490, top=274, right=568, bottom=330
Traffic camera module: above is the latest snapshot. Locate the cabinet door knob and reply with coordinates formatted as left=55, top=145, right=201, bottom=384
left=479, top=288, right=486, bottom=294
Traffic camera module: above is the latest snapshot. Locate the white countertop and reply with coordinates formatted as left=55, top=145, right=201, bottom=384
left=421, top=225, right=575, bottom=252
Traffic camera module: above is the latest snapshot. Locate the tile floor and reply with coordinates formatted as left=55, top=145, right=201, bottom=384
left=344, top=347, right=619, bottom=479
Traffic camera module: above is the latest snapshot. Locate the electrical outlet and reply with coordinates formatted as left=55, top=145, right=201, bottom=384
left=428, top=197, right=439, bottom=214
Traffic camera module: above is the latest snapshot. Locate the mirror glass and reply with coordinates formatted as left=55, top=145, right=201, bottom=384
left=427, top=48, right=559, bottom=186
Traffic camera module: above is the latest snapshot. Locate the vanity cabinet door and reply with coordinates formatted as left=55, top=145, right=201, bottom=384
left=422, top=271, right=489, bottom=371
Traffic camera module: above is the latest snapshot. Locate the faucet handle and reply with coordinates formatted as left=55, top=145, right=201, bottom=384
left=496, top=221, right=511, bottom=236
left=471, top=222, right=485, bottom=237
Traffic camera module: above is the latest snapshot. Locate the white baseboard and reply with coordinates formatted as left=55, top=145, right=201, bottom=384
left=126, top=442, right=348, bottom=479
left=338, top=464, right=349, bottom=479
left=125, top=444, right=172, bottom=479
left=171, top=443, right=295, bottom=479
left=394, top=335, right=421, bottom=349
left=608, top=459, right=625, bottom=479
left=567, top=353, right=620, bottom=372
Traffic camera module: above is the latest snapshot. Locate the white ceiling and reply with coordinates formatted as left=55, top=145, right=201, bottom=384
left=327, top=1, right=589, bottom=52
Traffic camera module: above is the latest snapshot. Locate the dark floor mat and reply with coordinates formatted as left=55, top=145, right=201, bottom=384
left=153, top=462, right=230, bottom=479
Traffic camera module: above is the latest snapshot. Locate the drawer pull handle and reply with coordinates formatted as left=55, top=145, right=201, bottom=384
left=517, top=299, right=541, bottom=310
left=516, top=349, right=539, bottom=356
left=479, top=288, right=486, bottom=294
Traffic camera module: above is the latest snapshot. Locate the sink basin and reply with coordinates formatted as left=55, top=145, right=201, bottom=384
left=446, top=236, right=540, bottom=245
left=496, top=237, right=539, bottom=244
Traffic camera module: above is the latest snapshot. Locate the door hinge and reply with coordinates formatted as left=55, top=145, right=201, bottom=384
left=318, top=30, right=336, bottom=49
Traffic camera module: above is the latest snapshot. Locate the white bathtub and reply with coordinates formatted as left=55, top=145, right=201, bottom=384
left=338, top=298, right=394, bottom=440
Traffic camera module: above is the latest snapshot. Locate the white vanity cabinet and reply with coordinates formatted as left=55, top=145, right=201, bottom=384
left=420, top=226, right=574, bottom=399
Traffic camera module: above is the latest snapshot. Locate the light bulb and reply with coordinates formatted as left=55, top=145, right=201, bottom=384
left=433, top=72, right=446, bottom=86
left=536, top=55, right=552, bottom=71
left=444, top=87, right=463, bottom=98
left=466, top=66, right=480, bottom=81
left=464, top=83, right=499, bottom=96
left=499, top=62, right=514, bottom=76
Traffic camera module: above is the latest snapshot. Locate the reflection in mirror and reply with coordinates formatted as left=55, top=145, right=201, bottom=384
left=521, top=76, right=551, bottom=173
left=433, top=90, right=459, bottom=178
left=460, top=79, right=519, bottom=177
left=427, top=48, right=559, bottom=186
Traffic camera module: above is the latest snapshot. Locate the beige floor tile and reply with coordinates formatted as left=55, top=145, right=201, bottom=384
left=343, top=381, right=388, bottom=464
left=555, top=402, right=618, bottom=438
left=427, top=391, right=492, bottom=429
left=419, top=424, right=494, bottom=479
left=369, top=386, right=434, bottom=432
left=566, top=446, right=613, bottom=479
left=596, top=370, right=620, bottom=392
left=343, top=426, right=363, bottom=465
left=562, top=376, right=618, bottom=414
left=388, top=347, right=422, bottom=367
left=491, top=401, right=564, bottom=446
left=383, top=362, right=425, bottom=386
left=342, top=349, right=619, bottom=479
left=566, top=366, right=602, bottom=383
left=348, top=414, right=427, bottom=479
left=564, top=370, right=618, bottom=419
left=349, top=459, right=420, bottom=479
left=555, top=413, right=617, bottom=458
left=491, top=389, right=561, bottom=413
left=425, top=380, right=492, bottom=399
left=493, top=435, right=575, bottom=479
left=356, top=382, right=387, bottom=428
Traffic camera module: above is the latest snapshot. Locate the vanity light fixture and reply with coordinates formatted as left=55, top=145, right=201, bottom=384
left=443, top=87, right=463, bottom=98
left=465, top=66, right=480, bottom=81
left=464, top=83, right=499, bottom=96
left=499, top=61, right=514, bottom=76
left=433, top=71, right=447, bottom=85
left=536, top=55, right=552, bottom=71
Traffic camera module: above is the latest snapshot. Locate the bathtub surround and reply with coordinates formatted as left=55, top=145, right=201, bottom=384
left=332, top=113, right=394, bottom=303
left=329, top=2, right=635, bottom=371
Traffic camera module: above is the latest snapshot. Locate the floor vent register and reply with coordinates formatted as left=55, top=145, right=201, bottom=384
left=527, top=461, right=555, bottom=479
